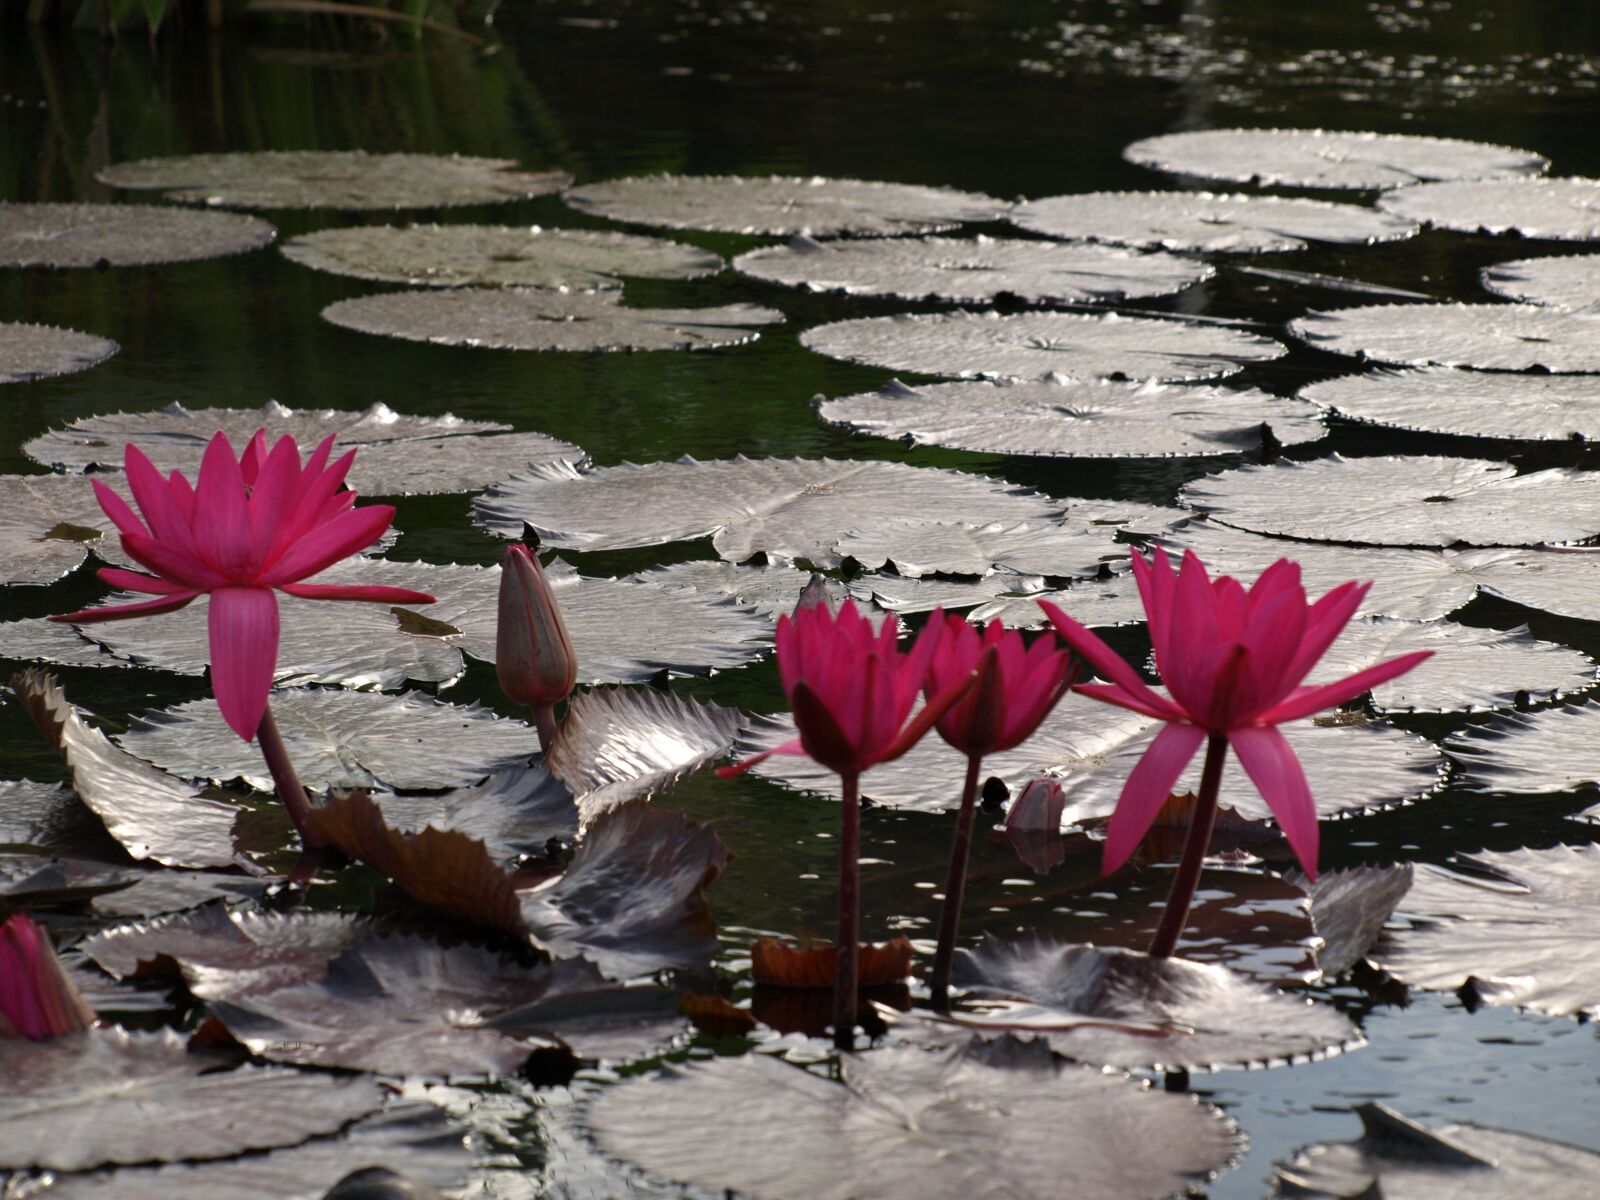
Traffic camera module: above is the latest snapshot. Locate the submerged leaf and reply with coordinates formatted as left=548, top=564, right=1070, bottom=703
left=1482, top=253, right=1600, bottom=310
left=0, top=323, right=118, bottom=385
left=1289, top=303, right=1600, bottom=372
left=1378, top=176, right=1600, bottom=240
left=0, top=203, right=275, bottom=268
left=1303, top=367, right=1600, bottom=442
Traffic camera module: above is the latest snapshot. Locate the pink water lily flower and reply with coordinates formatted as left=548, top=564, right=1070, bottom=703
left=51, top=431, right=435, bottom=741
left=1, top=913, right=95, bottom=1040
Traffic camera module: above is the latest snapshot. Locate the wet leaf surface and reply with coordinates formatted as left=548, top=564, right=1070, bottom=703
left=363, top=763, right=576, bottom=868
left=833, top=518, right=1126, bottom=579
left=1378, top=176, right=1600, bottom=240
left=1289, top=303, right=1600, bottom=372
left=801, top=309, right=1286, bottom=383
left=86, top=868, right=278, bottom=919
left=1302, top=367, right=1600, bottom=441
left=624, top=559, right=847, bottom=622
left=1445, top=701, right=1600, bottom=794
left=817, top=376, right=1323, bottom=457
left=0, top=474, right=119, bottom=584
left=0, top=779, right=106, bottom=853
left=966, top=573, right=1148, bottom=628
left=1010, top=190, right=1417, bottom=253
left=1298, top=864, right=1414, bottom=979
left=0, top=854, right=140, bottom=905
left=0, top=617, right=126, bottom=668
left=1482, top=253, right=1600, bottom=309
left=0, top=204, right=275, bottom=268
left=0, top=323, right=118, bottom=385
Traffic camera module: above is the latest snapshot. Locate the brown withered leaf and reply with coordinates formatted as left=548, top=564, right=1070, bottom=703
left=749, top=937, right=915, bottom=989
left=680, top=993, right=758, bottom=1038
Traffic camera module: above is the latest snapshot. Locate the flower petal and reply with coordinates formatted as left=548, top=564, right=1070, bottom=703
left=278, top=583, right=437, bottom=604
left=1039, top=599, right=1180, bottom=719
left=1102, top=722, right=1207, bottom=875
left=123, top=445, right=196, bottom=552
left=208, top=586, right=280, bottom=741
left=91, top=480, right=148, bottom=540
left=193, top=432, right=254, bottom=575
left=50, top=591, right=201, bottom=624
left=95, top=567, right=191, bottom=595
left=716, top=737, right=805, bottom=778
left=1228, top=725, right=1318, bottom=879
left=256, top=505, right=395, bottom=585
left=1259, top=650, right=1434, bottom=724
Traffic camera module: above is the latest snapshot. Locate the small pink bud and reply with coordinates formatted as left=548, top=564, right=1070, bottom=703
left=497, top=544, right=578, bottom=711
left=0, top=913, right=96, bottom=1040
left=1005, top=778, right=1067, bottom=875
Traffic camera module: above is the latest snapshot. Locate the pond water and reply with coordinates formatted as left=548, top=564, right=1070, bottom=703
left=4, top=2, right=1600, bottom=1197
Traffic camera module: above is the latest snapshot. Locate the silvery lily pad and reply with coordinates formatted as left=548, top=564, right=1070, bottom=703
left=1309, top=617, right=1594, bottom=713
left=323, top=287, right=782, bottom=353
left=475, top=456, right=1061, bottom=565
left=1124, top=128, right=1547, bottom=190
left=1289, top=303, right=1600, bottom=372
left=588, top=1038, right=1240, bottom=1200
left=0, top=854, right=139, bottom=905
left=0, top=472, right=116, bottom=584
left=563, top=173, right=1006, bottom=236
left=800, top=310, right=1286, bottom=383
left=281, top=223, right=721, bottom=290
left=834, top=519, right=1124, bottom=579
left=0, top=617, right=125, bottom=668
left=97, top=150, right=571, bottom=210
left=847, top=571, right=1047, bottom=615
left=0, top=323, right=117, bottom=384
left=1010, top=190, right=1418, bottom=253
left=1180, top=455, right=1600, bottom=547
left=817, top=376, right=1323, bottom=457
left=967, top=573, right=1151, bottom=629
left=1371, top=845, right=1600, bottom=1018
left=1302, top=367, right=1600, bottom=441
left=625, top=559, right=847, bottom=622
left=13, top=670, right=242, bottom=869
left=733, top=234, right=1210, bottom=304
left=363, top=764, right=576, bottom=867
left=1445, top=700, right=1600, bottom=794
left=943, top=937, right=1360, bottom=1070
left=1272, top=1101, right=1600, bottom=1199
left=1301, top=864, right=1416, bottom=980
left=0, top=203, right=275, bottom=268
left=1482, top=253, right=1600, bottom=309
left=1232, top=265, right=1435, bottom=301
left=0, top=780, right=103, bottom=852
left=1450, top=546, right=1600, bottom=622
left=116, top=688, right=534, bottom=793
left=87, top=869, right=277, bottom=919
left=1378, top=176, right=1600, bottom=240
left=0, top=1027, right=386, bottom=1171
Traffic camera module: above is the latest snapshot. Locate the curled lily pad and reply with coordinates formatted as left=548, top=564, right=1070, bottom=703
left=1289, top=303, right=1600, bottom=372
left=281, top=223, right=721, bottom=290
left=322, top=288, right=782, bottom=353
left=475, top=456, right=1061, bottom=564
left=625, top=559, right=847, bottom=622
left=0, top=1027, right=386, bottom=1171
left=1302, top=367, right=1600, bottom=442
left=834, top=520, right=1122, bottom=579
left=733, top=234, right=1210, bottom=304
left=1378, top=176, right=1600, bottom=240
left=1010, top=190, right=1417, bottom=253
left=1371, top=845, right=1600, bottom=1018
left=800, top=309, right=1286, bottom=383
left=1180, top=455, right=1600, bottom=547
left=1272, top=1101, right=1600, bottom=1199
left=363, top=763, right=575, bottom=866
left=817, top=376, right=1323, bottom=457
left=1444, top=700, right=1600, bottom=794
left=0, top=203, right=275, bottom=268
left=588, top=1038, right=1240, bottom=1200
left=1482, top=253, right=1600, bottom=309
left=97, top=150, right=571, bottom=210
left=563, top=173, right=1005, bottom=236
left=1299, top=864, right=1415, bottom=980
left=0, top=323, right=118, bottom=384
left=1124, top=128, right=1547, bottom=190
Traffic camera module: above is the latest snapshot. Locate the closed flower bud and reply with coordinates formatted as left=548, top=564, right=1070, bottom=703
left=0, top=913, right=96, bottom=1040
left=497, top=545, right=578, bottom=749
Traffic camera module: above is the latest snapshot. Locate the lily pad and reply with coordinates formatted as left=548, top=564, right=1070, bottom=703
left=1289, top=303, right=1600, bottom=372
left=848, top=570, right=1047, bottom=616
left=966, top=574, right=1150, bottom=629
left=0, top=473, right=121, bottom=584
left=733, top=234, right=1209, bottom=304
left=1449, top=546, right=1600, bottom=622
left=0, top=1027, right=386, bottom=1171
left=0, top=854, right=140, bottom=906
left=1010, top=190, right=1418, bottom=253
left=563, top=173, right=1006, bottom=236
left=97, top=150, right=571, bottom=210
left=363, top=763, right=576, bottom=867
left=1180, top=455, right=1600, bottom=547
left=1378, top=176, right=1600, bottom=240
left=1371, top=845, right=1600, bottom=1017
left=1272, top=1101, right=1600, bottom=1199
left=800, top=309, right=1286, bottom=383
left=1444, top=700, right=1600, bottom=794
left=0, top=779, right=103, bottom=852
left=833, top=519, right=1127, bottom=579
left=475, top=456, right=1061, bottom=565
left=1299, top=864, right=1415, bottom=980
left=588, top=1038, right=1240, bottom=1200
left=0, top=323, right=118, bottom=384
left=1302, top=367, right=1600, bottom=442
left=1124, top=128, right=1547, bottom=190
left=1482, top=253, right=1600, bottom=309
left=322, top=288, right=782, bottom=353
left=817, top=376, right=1323, bottom=457
left=87, top=869, right=277, bottom=919
left=281, top=223, right=721, bottom=290
left=625, top=559, right=848, bottom=622
left=0, top=617, right=126, bottom=668
left=0, top=203, right=275, bottom=268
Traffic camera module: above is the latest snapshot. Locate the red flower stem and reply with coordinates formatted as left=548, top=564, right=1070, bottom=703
left=1147, top=733, right=1228, bottom=960
left=256, top=703, right=323, bottom=850
left=531, top=702, right=559, bottom=755
left=833, top=771, right=861, bottom=1052
left=930, top=752, right=984, bottom=1012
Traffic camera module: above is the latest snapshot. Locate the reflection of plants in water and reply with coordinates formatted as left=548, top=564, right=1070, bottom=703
left=7, top=0, right=501, bottom=41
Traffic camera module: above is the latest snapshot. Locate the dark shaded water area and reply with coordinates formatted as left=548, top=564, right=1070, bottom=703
left=4, top=2, right=1600, bottom=1195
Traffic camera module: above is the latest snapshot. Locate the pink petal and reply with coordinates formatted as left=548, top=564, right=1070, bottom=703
left=1039, top=600, right=1182, bottom=720
left=120, top=531, right=224, bottom=588
left=1228, top=725, right=1319, bottom=879
left=1281, top=581, right=1368, bottom=690
left=257, top=506, right=395, bottom=585
left=91, top=480, right=148, bottom=540
left=194, top=432, right=254, bottom=575
left=1102, top=722, right=1207, bottom=874
left=208, top=586, right=280, bottom=740
left=123, top=445, right=195, bottom=551
left=715, top=737, right=805, bottom=778
left=247, top=435, right=305, bottom=563
left=50, top=591, right=201, bottom=624
left=1259, top=650, right=1434, bottom=724
left=96, top=567, right=191, bottom=595
left=279, top=583, right=437, bottom=603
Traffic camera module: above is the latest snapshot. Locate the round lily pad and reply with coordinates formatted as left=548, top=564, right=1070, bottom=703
left=848, top=570, right=1047, bottom=616
left=1302, top=367, right=1600, bottom=441
left=967, top=574, right=1150, bottom=630
left=0, top=203, right=276, bottom=268
left=626, top=559, right=847, bottom=622
left=1124, top=128, right=1547, bottom=190
left=1445, top=699, right=1600, bottom=796
left=1180, top=455, right=1600, bottom=547
left=1446, top=545, right=1600, bottom=622
left=1289, top=303, right=1600, bottom=372
left=1010, top=190, right=1418, bottom=253
left=733, top=234, right=1210, bottom=304
left=563, top=173, right=1006, bottom=236
left=0, top=322, right=118, bottom=384
left=97, top=150, right=571, bottom=210
left=818, top=376, right=1322, bottom=456
left=801, top=310, right=1286, bottom=383
left=281, top=222, right=722, bottom=289
left=0, top=473, right=117, bottom=584
left=323, top=287, right=782, bottom=353
left=1482, top=253, right=1600, bottom=309
left=833, top=519, right=1122, bottom=579
left=1378, top=176, right=1600, bottom=240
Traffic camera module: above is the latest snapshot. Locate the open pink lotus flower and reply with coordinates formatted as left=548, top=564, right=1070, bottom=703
left=1041, top=547, right=1431, bottom=878
left=51, top=431, right=434, bottom=741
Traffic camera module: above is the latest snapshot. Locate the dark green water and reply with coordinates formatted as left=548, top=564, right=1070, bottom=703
left=4, top=2, right=1600, bottom=1195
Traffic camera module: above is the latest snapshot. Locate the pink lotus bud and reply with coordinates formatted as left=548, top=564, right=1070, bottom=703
left=1005, top=778, right=1067, bottom=875
left=0, top=913, right=96, bottom=1040
left=497, top=544, right=578, bottom=712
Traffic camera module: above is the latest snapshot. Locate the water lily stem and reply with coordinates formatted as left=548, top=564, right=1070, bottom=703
left=930, top=752, right=984, bottom=1012
left=833, top=771, right=861, bottom=1052
left=256, top=704, right=323, bottom=850
left=532, top=701, right=559, bottom=755
left=1147, top=733, right=1228, bottom=960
